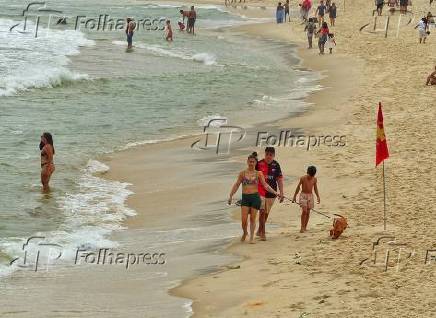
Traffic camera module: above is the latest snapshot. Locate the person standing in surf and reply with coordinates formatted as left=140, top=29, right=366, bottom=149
left=125, top=18, right=136, bottom=49
left=187, top=6, right=197, bottom=35
left=165, top=20, right=173, bottom=41
left=179, top=9, right=190, bottom=24
left=256, top=147, right=284, bottom=241
left=228, top=152, right=279, bottom=244
left=40, top=132, right=55, bottom=193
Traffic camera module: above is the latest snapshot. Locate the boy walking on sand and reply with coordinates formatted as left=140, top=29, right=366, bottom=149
left=292, top=166, right=320, bottom=233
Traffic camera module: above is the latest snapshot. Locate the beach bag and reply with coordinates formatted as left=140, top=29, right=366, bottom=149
left=329, top=214, right=348, bottom=239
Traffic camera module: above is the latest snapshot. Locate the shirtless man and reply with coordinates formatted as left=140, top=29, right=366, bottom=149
left=40, top=132, right=55, bottom=193
left=179, top=9, right=190, bottom=24
left=292, top=166, right=320, bottom=233
left=125, top=18, right=136, bottom=49
left=426, top=66, right=436, bottom=86
left=187, top=6, right=197, bottom=35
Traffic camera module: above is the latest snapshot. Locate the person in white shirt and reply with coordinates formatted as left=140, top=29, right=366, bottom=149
left=417, top=18, right=428, bottom=44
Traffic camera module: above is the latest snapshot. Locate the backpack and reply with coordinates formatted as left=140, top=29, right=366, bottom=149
left=307, top=22, right=315, bottom=33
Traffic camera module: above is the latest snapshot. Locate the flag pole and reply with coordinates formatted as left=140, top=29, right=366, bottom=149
left=383, top=161, right=387, bottom=230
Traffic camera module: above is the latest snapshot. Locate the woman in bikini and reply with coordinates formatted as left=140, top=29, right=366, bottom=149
left=228, top=152, right=280, bottom=244
left=40, top=132, right=55, bottom=193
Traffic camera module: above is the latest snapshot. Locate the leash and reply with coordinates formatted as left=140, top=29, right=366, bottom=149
left=282, top=195, right=332, bottom=219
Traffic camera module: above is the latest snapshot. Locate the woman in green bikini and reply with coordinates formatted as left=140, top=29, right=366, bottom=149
left=228, top=152, right=280, bottom=244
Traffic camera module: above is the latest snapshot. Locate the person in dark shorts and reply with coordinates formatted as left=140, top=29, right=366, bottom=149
left=255, top=147, right=284, bottom=241
left=305, top=17, right=317, bottom=48
left=125, top=18, right=136, bottom=49
left=329, top=2, right=337, bottom=26
left=187, top=6, right=197, bottom=35
left=229, top=152, right=278, bottom=244
left=284, top=0, right=290, bottom=22
left=317, top=21, right=329, bottom=54
left=399, top=0, right=408, bottom=14
left=375, top=0, right=384, bottom=16
left=315, top=0, right=327, bottom=25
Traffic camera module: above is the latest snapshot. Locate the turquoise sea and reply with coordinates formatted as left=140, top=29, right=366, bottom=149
left=0, top=0, right=320, bottom=291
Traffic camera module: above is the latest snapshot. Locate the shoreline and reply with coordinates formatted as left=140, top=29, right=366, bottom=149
left=1, top=0, right=434, bottom=316
left=169, top=1, right=436, bottom=317
left=169, top=16, right=367, bottom=317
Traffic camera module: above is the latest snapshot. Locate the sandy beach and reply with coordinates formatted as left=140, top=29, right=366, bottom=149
left=0, top=0, right=435, bottom=317
left=168, top=0, right=436, bottom=317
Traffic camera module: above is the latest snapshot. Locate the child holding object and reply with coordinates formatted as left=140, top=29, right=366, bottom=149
left=292, top=166, right=321, bottom=233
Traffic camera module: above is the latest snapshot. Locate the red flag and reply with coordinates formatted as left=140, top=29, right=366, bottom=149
left=376, top=102, right=389, bottom=166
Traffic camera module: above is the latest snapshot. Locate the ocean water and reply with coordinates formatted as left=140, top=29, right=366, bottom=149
left=0, top=0, right=320, bottom=301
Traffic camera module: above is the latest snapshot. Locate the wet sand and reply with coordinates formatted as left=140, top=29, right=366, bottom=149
left=171, top=0, right=436, bottom=317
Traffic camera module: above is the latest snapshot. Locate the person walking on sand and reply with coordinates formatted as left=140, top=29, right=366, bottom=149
left=329, top=2, right=337, bottom=26
left=292, top=166, right=320, bottom=233
left=256, top=147, right=284, bottom=241
left=40, top=132, right=55, bottom=193
left=315, top=0, right=327, bottom=26
left=305, top=17, right=317, bottom=48
left=375, top=0, right=384, bottom=16
left=164, top=20, right=173, bottom=41
left=325, top=32, right=336, bottom=53
left=228, top=152, right=279, bottom=244
left=284, top=0, right=291, bottom=22
left=300, top=0, right=312, bottom=22
left=417, top=17, right=428, bottom=43
left=276, top=2, right=285, bottom=23
left=317, top=21, right=329, bottom=54
left=399, top=0, right=408, bottom=14
left=426, top=66, right=436, bottom=85
left=125, top=18, right=136, bottom=49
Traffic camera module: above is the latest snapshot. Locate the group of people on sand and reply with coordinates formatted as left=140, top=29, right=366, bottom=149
left=301, top=1, right=337, bottom=54
left=229, top=147, right=320, bottom=243
left=276, top=0, right=291, bottom=23
left=299, top=0, right=337, bottom=25
left=376, top=0, right=410, bottom=16
left=124, top=6, right=197, bottom=48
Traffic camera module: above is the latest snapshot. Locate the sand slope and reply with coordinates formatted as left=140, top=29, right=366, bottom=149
left=173, top=0, right=436, bottom=317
